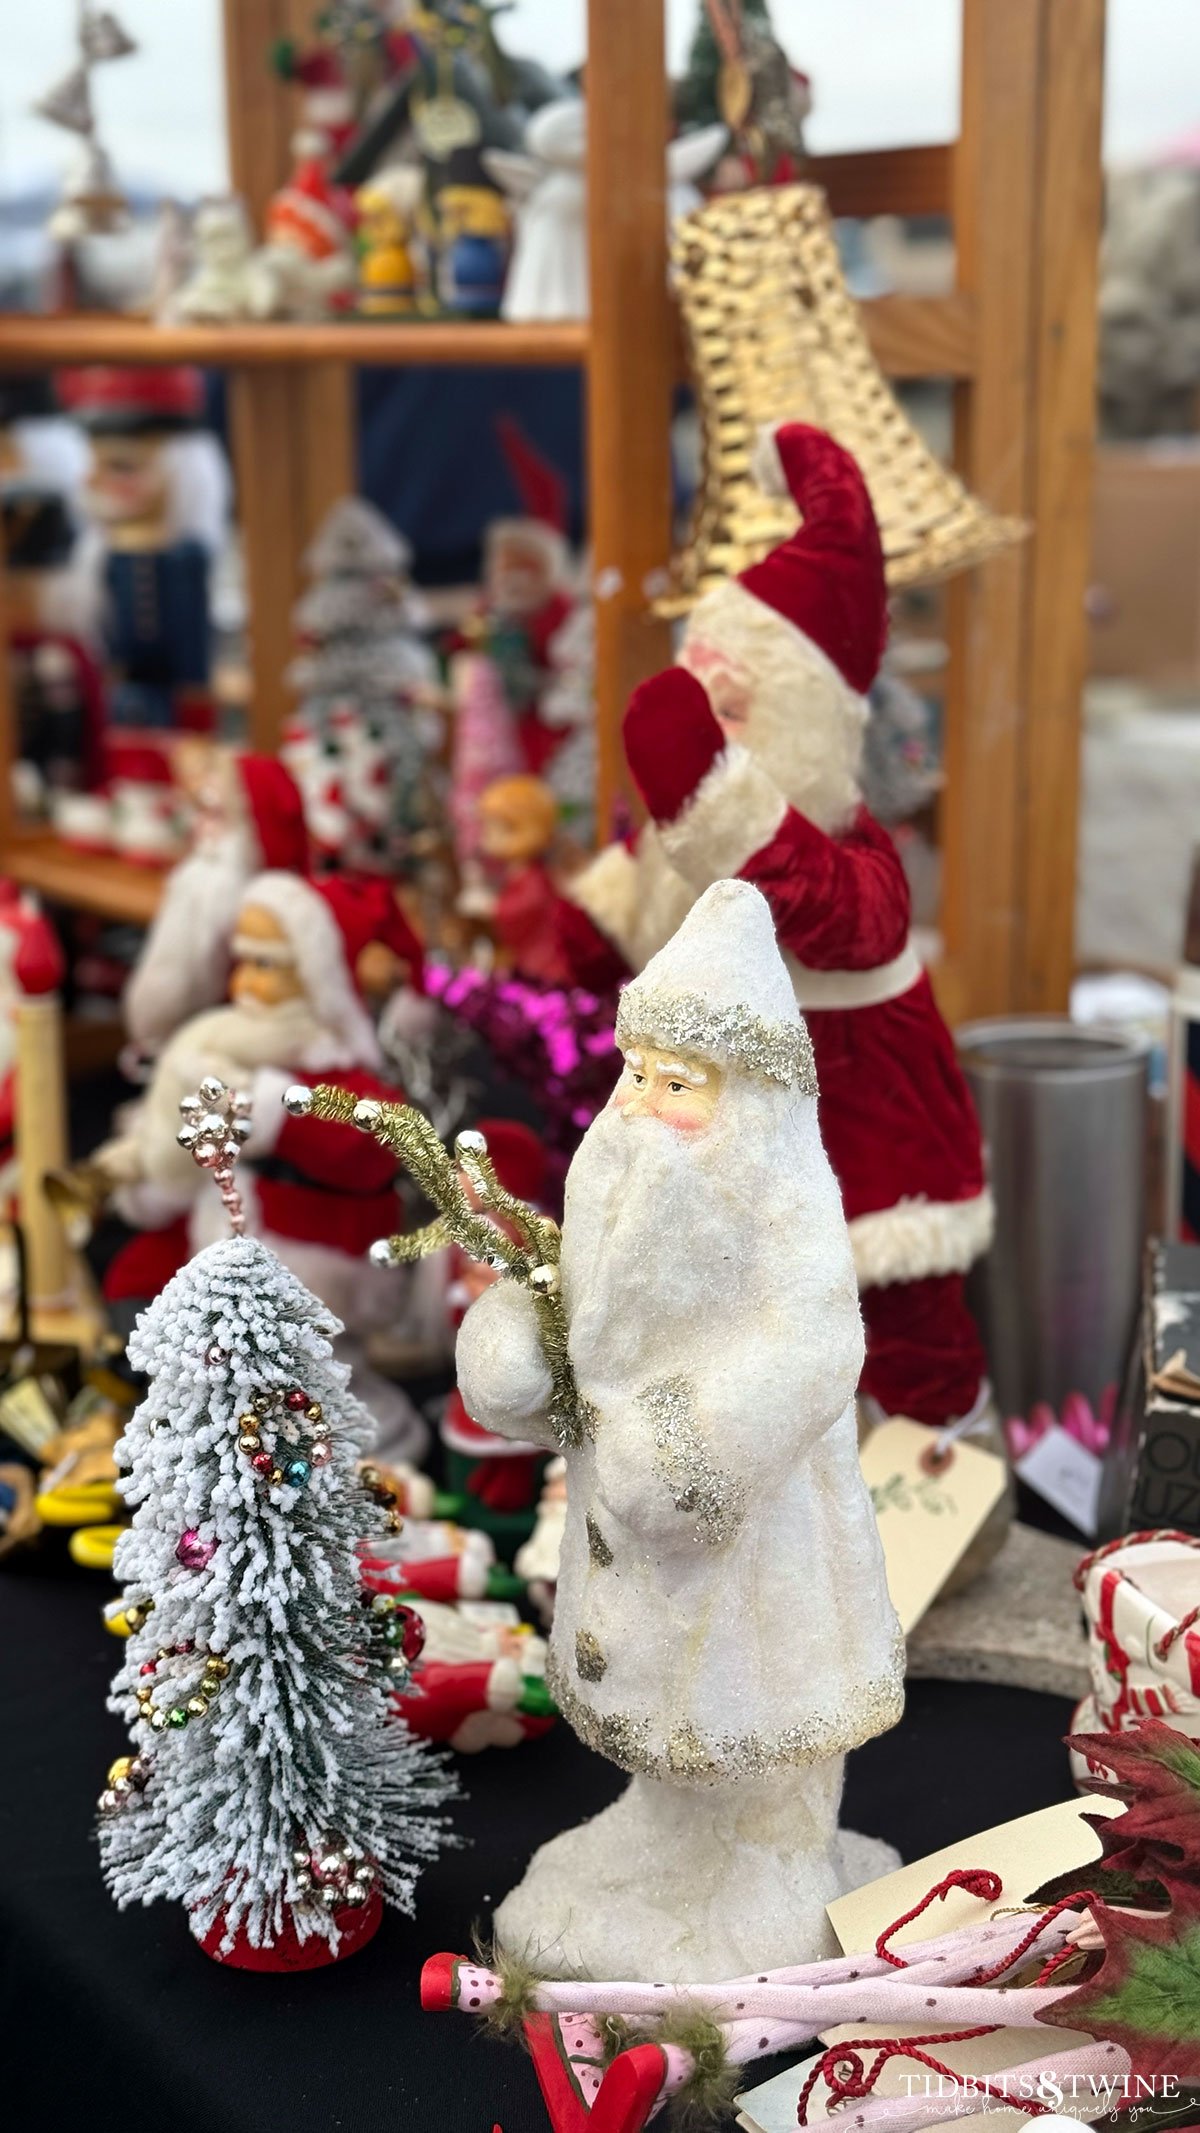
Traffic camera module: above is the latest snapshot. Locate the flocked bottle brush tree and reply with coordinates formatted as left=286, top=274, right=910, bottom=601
left=96, top=1074, right=455, bottom=1971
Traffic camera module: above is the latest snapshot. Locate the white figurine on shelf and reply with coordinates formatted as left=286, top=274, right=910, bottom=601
left=456, top=878, right=904, bottom=1981
left=485, top=100, right=726, bottom=322
left=165, top=197, right=256, bottom=325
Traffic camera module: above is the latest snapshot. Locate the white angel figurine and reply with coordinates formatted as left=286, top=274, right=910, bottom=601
left=485, top=99, right=726, bottom=323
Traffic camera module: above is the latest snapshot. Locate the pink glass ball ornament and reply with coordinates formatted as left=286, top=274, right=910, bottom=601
left=175, top=1529, right=219, bottom=1572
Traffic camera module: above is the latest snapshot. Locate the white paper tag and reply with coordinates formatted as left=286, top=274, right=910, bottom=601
left=1016, top=1423, right=1102, bottom=1537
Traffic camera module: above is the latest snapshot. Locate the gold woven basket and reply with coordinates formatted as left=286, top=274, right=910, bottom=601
left=662, top=183, right=1026, bottom=612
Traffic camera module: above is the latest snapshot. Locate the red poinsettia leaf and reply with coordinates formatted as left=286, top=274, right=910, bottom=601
left=1064, top=1723, right=1200, bottom=1882
left=1039, top=1880, right=1200, bottom=2084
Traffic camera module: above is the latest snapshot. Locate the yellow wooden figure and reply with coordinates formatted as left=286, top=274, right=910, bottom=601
left=355, top=168, right=422, bottom=318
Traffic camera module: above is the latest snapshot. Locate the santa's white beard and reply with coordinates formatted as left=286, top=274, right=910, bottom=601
left=124, top=828, right=258, bottom=1050
left=561, top=1081, right=841, bottom=1389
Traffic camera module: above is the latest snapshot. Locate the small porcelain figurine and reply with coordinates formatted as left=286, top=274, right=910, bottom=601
left=478, top=773, right=572, bottom=986
left=485, top=98, right=725, bottom=321
left=246, top=153, right=356, bottom=321
left=166, top=197, right=256, bottom=325
left=435, top=184, right=510, bottom=317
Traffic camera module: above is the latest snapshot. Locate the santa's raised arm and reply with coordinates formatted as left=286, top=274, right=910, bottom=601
left=458, top=879, right=903, bottom=1978
left=549, top=423, right=992, bottom=1437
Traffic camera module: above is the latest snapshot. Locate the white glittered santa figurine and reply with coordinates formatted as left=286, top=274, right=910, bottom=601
left=458, top=879, right=904, bottom=1980
left=96, top=869, right=425, bottom=1453
left=124, top=751, right=309, bottom=1052
left=554, top=423, right=992, bottom=1431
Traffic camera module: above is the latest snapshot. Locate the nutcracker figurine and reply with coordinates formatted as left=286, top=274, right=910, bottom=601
left=57, top=366, right=225, bottom=731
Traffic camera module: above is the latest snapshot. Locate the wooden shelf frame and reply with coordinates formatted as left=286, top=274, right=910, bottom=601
left=0, top=0, right=1104, bottom=1019
left=0, top=315, right=591, bottom=368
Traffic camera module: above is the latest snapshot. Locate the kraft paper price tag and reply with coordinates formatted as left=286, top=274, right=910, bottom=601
left=737, top=1798, right=1124, bottom=2133
left=826, top=1793, right=1123, bottom=1956
left=859, top=1417, right=1008, bottom=1631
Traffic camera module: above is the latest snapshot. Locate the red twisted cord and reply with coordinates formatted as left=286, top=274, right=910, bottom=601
left=796, top=2027, right=1056, bottom=2126
left=874, top=1869, right=1004, bottom=1968
left=1074, top=1529, right=1200, bottom=1592
left=1035, top=1942, right=1086, bottom=1986
left=1156, top=1603, right=1200, bottom=1660
left=965, top=1891, right=1097, bottom=1985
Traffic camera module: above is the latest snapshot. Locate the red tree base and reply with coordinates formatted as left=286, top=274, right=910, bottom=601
left=193, top=1887, right=383, bottom=1971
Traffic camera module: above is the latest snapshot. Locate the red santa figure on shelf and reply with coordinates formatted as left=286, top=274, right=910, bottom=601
left=95, top=869, right=426, bottom=1453
left=556, top=424, right=992, bottom=1430
left=123, top=749, right=309, bottom=1053
left=246, top=151, right=357, bottom=321
left=474, top=416, right=576, bottom=777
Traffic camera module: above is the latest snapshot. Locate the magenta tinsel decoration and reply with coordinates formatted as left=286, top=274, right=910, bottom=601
left=427, top=963, right=618, bottom=1167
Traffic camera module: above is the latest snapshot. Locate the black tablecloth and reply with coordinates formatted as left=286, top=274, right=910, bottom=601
left=0, top=1547, right=1082, bottom=2133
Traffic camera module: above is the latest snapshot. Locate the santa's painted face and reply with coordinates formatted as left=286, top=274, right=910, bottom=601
left=611, top=1045, right=722, bottom=1134
left=488, top=535, right=551, bottom=618
left=676, top=636, right=751, bottom=742
left=229, top=904, right=305, bottom=1009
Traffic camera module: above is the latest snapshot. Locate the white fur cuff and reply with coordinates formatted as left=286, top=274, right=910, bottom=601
left=567, top=843, right=641, bottom=960
left=659, top=745, right=787, bottom=888
left=850, top=1189, right=995, bottom=1289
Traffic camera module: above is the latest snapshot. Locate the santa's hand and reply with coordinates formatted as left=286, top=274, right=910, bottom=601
left=456, top=1279, right=557, bottom=1451
left=91, top=1134, right=145, bottom=1188
left=623, top=668, right=726, bottom=825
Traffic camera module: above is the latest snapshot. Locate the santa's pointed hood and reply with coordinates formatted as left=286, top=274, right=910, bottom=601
left=740, top=423, right=888, bottom=693
left=615, top=879, right=816, bottom=1093
left=677, top=425, right=884, bottom=832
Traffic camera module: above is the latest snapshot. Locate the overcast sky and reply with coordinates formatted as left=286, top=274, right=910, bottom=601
left=0, top=0, right=1196, bottom=201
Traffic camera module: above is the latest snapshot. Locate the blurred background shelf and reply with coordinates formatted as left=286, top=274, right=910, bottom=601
left=5, top=834, right=165, bottom=927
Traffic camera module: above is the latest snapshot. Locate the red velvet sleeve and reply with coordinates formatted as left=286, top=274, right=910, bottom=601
left=739, top=805, right=911, bottom=970
left=553, top=894, right=632, bottom=993
left=272, top=1068, right=401, bottom=1193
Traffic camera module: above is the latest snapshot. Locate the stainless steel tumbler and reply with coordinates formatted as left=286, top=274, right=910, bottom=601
left=956, top=1018, right=1149, bottom=1430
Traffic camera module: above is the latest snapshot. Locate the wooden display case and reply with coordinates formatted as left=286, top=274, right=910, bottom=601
left=0, top=0, right=1105, bottom=1021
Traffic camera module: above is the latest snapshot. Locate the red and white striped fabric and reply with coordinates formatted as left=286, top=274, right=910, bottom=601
left=1070, top=1528, right=1200, bottom=1785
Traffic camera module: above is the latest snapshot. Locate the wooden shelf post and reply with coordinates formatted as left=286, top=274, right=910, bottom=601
left=1016, top=0, right=1106, bottom=1010
left=585, top=0, right=675, bottom=834
left=941, top=0, right=1105, bottom=1021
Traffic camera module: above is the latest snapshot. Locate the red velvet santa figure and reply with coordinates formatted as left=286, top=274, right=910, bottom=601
left=475, top=417, right=575, bottom=777
left=124, top=750, right=310, bottom=1051
left=98, top=870, right=426, bottom=1453
left=555, top=423, right=992, bottom=1427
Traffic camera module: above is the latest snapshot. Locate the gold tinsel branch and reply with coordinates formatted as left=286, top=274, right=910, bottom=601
left=299, top=1084, right=586, bottom=1450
